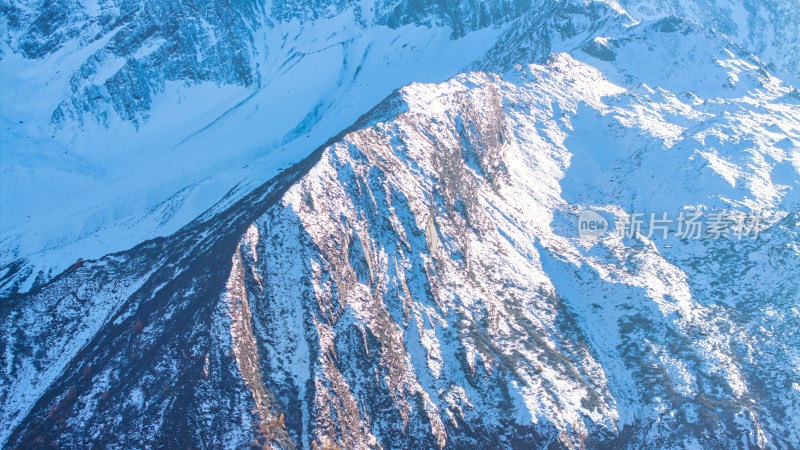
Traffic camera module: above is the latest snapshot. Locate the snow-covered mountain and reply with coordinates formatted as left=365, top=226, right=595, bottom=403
left=2, top=0, right=800, bottom=448
left=5, top=0, right=799, bottom=297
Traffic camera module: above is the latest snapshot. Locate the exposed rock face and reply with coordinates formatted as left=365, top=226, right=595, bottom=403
left=0, top=144, right=328, bottom=447
left=8, top=0, right=260, bottom=126
left=3, top=11, right=800, bottom=447
left=472, top=0, right=634, bottom=71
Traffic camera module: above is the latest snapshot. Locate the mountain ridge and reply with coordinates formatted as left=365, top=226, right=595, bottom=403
left=3, top=10, right=800, bottom=447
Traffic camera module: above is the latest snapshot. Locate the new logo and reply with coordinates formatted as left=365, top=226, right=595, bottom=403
left=578, top=209, right=609, bottom=239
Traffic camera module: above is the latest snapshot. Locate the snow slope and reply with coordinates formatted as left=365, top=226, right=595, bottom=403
left=617, top=0, right=800, bottom=76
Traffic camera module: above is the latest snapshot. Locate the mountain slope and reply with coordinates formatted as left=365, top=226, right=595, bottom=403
left=618, top=0, right=800, bottom=76
left=3, top=15, right=799, bottom=448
